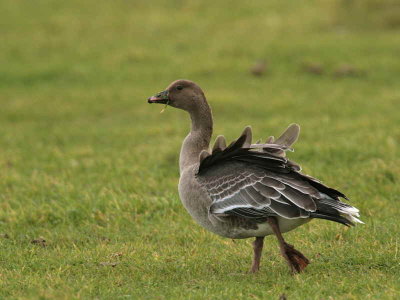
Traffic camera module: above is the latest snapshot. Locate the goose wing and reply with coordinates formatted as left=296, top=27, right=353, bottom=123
left=197, top=126, right=361, bottom=226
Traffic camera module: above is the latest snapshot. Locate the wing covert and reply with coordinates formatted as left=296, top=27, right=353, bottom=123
left=196, top=125, right=359, bottom=226
left=198, top=162, right=314, bottom=220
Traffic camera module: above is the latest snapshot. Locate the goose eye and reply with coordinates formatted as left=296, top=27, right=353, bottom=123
left=176, top=85, right=183, bottom=91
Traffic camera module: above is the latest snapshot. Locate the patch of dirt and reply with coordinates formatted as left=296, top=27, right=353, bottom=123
left=31, top=237, right=47, bottom=247
left=99, top=262, right=118, bottom=267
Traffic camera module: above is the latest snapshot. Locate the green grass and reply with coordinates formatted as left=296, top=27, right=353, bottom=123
left=1, top=0, right=400, bottom=299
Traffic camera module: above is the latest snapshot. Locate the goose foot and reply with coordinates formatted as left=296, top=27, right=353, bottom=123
left=267, top=217, right=310, bottom=274
left=281, top=242, right=309, bottom=273
left=249, top=236, right=264, bottom=273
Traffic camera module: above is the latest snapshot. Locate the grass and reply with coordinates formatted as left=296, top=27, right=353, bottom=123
left=1, top=0, right=400, bottom=299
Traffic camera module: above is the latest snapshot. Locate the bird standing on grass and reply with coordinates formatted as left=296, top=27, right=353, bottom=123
left=148, top=80, right=362, bottom=273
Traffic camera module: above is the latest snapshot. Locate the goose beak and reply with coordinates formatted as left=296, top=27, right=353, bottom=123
left=148, top=90, right=169, bottom=104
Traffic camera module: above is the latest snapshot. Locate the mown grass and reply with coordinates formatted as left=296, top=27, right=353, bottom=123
left=1, top=0, right=400, bottom=299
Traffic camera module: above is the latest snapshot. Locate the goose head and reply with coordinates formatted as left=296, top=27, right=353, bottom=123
left=148, top=79, right=207, bottom=113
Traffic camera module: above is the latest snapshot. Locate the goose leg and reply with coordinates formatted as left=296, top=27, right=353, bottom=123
left=267, top=217, right=310, bottom=274
left=250, top=236, right=264, bottom=273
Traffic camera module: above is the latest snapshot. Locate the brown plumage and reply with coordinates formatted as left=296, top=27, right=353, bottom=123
left=148, top=79, right=362, bottom=274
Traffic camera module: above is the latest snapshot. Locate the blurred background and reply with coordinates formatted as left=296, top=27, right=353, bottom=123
left=1, top=0, right=399, bottom=298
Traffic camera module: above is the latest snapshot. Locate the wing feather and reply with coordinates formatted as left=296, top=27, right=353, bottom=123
left=204, top=163, right=313, bottom=219
left=253, top=182, right=280, bottom=199
left=197, top=125, right=361, bottom=226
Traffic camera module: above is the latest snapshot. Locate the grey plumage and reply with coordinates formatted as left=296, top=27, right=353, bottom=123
left=197, top=126, right=362, bottom=226
left=148, top=79, right=362, bottom=274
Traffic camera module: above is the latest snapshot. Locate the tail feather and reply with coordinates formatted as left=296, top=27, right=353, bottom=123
left=313, top=196, right=363, bottom=226
left=310, top=212, right=354, bottom=226
left=317, top=196, right=363, bottom=225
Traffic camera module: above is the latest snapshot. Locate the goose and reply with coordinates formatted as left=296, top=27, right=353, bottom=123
left=148, top=79, right=362, bottom=273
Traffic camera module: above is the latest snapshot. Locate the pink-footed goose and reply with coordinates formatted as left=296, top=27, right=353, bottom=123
left=148, top=79, right=362, bottom=274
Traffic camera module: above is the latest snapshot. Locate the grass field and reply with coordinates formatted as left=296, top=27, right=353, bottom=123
left=1, top=1, right=400, bottom=299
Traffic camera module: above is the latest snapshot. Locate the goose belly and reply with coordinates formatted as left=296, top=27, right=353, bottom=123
left=231, top=217, right=310, bottom=239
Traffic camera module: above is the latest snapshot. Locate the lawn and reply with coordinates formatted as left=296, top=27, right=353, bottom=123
left=1, top=0, right=400, bottom=299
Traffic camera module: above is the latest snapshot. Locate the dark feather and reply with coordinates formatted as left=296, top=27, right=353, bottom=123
left=197, top=129, right=356, bottom=228
left=310, top=212, right=354, bottom=226
left=303, top=175, right=348, bottom=200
